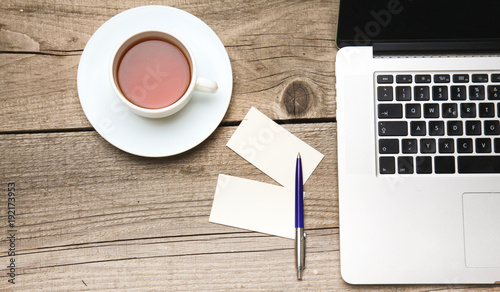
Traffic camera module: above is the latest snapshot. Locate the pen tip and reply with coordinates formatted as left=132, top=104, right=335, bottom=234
left=297, top=269, right=303, bottom=280
left=297, top=153, right=301, bottom=159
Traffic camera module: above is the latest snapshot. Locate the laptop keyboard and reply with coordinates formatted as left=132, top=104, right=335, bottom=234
left=376, top=72, right=500, bottom=175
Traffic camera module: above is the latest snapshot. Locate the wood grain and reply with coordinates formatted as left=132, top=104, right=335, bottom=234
left=0, top=0, right=337, bottom=133
left=0, top=123, right=338, bottom=290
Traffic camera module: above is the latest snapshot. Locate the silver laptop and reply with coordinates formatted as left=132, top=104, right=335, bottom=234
left=335, top=0, right=500, bottom=284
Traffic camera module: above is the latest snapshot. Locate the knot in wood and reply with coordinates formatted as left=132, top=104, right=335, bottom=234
left=282, top=81, right=311, bottom=116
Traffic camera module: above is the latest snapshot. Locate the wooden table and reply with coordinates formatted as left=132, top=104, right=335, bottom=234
left=1, top=1, right=498, bottom=290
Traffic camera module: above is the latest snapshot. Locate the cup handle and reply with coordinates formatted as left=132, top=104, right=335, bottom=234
left=195, top=77, right=218, bottom=93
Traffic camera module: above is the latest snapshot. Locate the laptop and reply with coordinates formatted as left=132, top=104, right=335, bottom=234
left=335, top=0, right=500, bottom=284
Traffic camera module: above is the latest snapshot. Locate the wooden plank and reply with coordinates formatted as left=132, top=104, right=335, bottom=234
left=0, top=122, right=344, bottom=289
left=0, top=0, right=337, bottom=133
left=0, top=53, right=89, bottom=132
left=0, top=123, right=336, bottom=246
left=9, top=228, right=338, bottom=290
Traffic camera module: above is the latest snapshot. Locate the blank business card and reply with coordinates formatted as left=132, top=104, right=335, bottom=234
left=209, top=174, right=294, bottom=239
left=226, top=107, right=324, bottom=190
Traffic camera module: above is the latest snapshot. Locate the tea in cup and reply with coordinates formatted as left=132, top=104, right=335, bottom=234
left=110, top=30, right=218, bottom=118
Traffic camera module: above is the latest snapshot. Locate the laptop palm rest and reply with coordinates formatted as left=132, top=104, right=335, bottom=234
left=463, top=193, right=500, bottom=268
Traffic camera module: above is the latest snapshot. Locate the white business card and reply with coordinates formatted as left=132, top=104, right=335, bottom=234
left=226, top=107, right=324, bottom=190
left=209, top=174, right=295, bottom=239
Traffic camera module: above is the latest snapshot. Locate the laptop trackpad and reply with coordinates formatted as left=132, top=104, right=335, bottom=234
left=463, top=193, right=500, bottom=268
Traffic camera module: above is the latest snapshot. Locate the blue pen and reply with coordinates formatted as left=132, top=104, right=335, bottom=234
left=295, top=153, right=306, bottom=280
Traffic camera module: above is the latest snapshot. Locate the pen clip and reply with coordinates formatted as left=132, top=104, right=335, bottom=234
left=301, top=231, right=306, bottom=269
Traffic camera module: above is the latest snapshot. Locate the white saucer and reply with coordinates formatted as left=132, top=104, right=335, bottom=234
left=77, top=6, right=232, bottom=157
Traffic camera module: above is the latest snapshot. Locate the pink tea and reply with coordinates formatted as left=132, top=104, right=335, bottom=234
left=117, top=39, right=191, bottom=109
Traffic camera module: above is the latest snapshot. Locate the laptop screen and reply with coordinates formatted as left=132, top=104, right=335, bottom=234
left=336, top=0, right=500, bottom=49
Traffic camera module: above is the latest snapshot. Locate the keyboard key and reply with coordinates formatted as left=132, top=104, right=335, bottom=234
left=378, top=104, right=403, bottom=119
left=460, top=103, right=476, bottom=118
left=476, top=138, right=492, bottom=153
left=377, top=75, right=393, bottom=84
left=415, top=74, right=431, bottom=83
left=379, top=157, right=395, bottom=174
left=458, top=156, right=500, bottom=173
left=435, top=156, right=455, bottom=174
left=488, top=85, right=500, bottom=100
left=429, top=121, right=445, bottom=136
left=465, top=120, right=481, bottom=136
left=484, top=120, right=500, bottom=135
left=396, top=86, right=412, bottom=101
left=416, top=156, right=432, bottom=174
left=405, top=103, right=421, bottom=118
left=420, top=138, right=436, bottom=153
left=495, top=138, right=500, bottom=153
left=402, top=138, right=418, bottom=154
left=410, top=121, right=426, bottom=136
left=432, top=86, right=448, bottom=100
left=450, top=85, right=467, bottom=100
left=378, top=121, right=408, bottom=136
left=472, top=74, right=488, bottom=83
left=479, top=103, right=495, bottom=117
left=379, top=139, right=399, bottom=154
left=424, top=104, right=440, bottom=118
left=457, top=138, right=473, bottom=153
left=491, top=74, right=500, bottom=83
left=453, top=74, right=469, bottom=83
left=469, top=85, right=485, bottom=100
left=414, top=86, right=430, bottom=101
left=377, top=86, right=393, bottom=101
left=434, top=74, right=450, bottom=83
left=398, top=156, right=414, bottom=174
left=442, top=103, right=458, bottom=118
left=396, top=75, right=412, bottom=83
left=438, top=138, right=454, bottom=153
left=447, top=121, right=463, bottom=136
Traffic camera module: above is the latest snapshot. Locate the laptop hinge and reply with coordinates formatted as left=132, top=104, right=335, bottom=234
left=373, top=41, right=500, bottom=56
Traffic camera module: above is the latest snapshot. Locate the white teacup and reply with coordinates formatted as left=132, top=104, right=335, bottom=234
left=110, top=30, right=218, bottom=118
